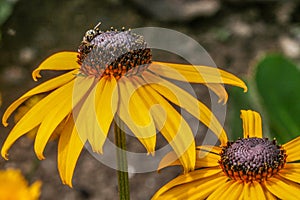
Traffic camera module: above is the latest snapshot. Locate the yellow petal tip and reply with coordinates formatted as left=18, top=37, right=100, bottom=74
left=1, top=152, right=9, bottom=160
left=2, top=121, right=8, bottom=127
left=37, top=154, right=45, bottom=160
left=243, top=85, right=248, bottom=92
left=32, top=70, right=41, bottom=81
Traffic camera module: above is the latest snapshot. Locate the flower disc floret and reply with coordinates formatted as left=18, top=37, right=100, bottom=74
left=219, top=137, right=287, bottom=182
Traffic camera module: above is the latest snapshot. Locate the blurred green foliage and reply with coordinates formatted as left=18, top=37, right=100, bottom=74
left=0, top=0, right=16, bottom=41
left=228, top=54, right=300, bottom=144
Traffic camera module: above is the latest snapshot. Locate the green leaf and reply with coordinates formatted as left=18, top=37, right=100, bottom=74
left=227, top=79, right=257, bottom=141
left=255, top=54, right=300, bottom=143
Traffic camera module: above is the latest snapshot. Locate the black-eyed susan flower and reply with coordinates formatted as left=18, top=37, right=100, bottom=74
left=0, top=168, right=41, bottom=200
left=153, top=110, right=300, bottom=200
left=1, top=23, right=247, bottom=186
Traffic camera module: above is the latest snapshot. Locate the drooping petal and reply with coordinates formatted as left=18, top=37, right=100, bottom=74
left=74, top=76, right=117, bottom=154
left=265, top=176, right=300, bottom=200
left=34, top=77, right=94, bottom=159
left=117, top=77, right=156, bottom=154
left=32, top=52, right=80, bottom=81
left=279, top=163, right=300, bottom=183
left=149, top=62, right=247, bottom=91
left=2, top=69, right=78, bottom=127
left=283, top=136, right=300, bottom=162
left=93, top=77, right=118, bottom=153
left=205, top=83, right=228, bottom=104
left=133, top=77, right=196, bottom=171
left=57, top=115, right=74, bottom=184
left=142, top=71, right=228, bottom=145
left=1, top=80, right=75, bottom=160
left=57, top=116, right=86, bottom=187
left=157, top=151, right=181, bottom=171
left=240, top=110, right=263, bottom=138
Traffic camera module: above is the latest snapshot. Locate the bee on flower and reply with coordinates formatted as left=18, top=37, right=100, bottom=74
left=1, top=22, right=246, bottom=186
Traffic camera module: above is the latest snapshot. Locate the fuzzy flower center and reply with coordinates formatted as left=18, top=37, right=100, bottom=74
left=77, top=25, right=152, bottom=79
left=219, top=137, right=286, bottom=182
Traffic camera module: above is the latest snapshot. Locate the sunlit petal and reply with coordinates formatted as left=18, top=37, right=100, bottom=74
left=196, top=145, right=222, bottom=154
left=283, top=136, right=300, bottom=162
left=93, top=77, right=118, bottom=153
left=143, top=71, right=228, bottom=145
left=240, top=110, right=263, bottom=138
left=152, top=168, right=223, bottom=199
left=57, top=116, right=86, bottom=187
left=34, top=77, right=93, bottom=159
left=149, top=61, right=247, bottom=91
left=117, top=77, right=156, bottom=154
left=152, top=174, right=226, bottom=200
left=265, top=176, right=300, bottom=200
left=134, top=77, right=195, bottom=171
left=32, top=52, right=80, bottom=81
left=217, top=181, right=244, bottom=200
left=2, top=69, right=78, bottom=127
left=279, top=163, right=300, bottom=183
left=206, top=179, right=232, bottom=200
left=196, top=150, right=220, bottom=168
left=205, top=83, right=228, bottom=103
left=1, top=80, right=75, bottom=160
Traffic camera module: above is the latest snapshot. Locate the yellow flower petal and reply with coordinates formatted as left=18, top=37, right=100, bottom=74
left=261, top=184, right=277, bottom=200
left=33, top=76, right=92, bottom=159
left=32, top=52, right=80, bottom=81
left=117, top=77, right=156, bottom=154
left=34, top=94, right=71, bottom=159
left=1, top=80, right=75, bottom=160
left=133, top=80, right=196, bottom=172
left=217, top=181, right=244, bottom=200
left=283, top=136, right=300, bottom=162
left=57, top=115, right=73, bottom=184
left=205, top=83, right=228, bottom=104
left=265, top=176, right=300, bottom=200
left=0, top=169, right=42, bottom=200
left=157, top=151, right=181, bottom=171
left=196, top=145, right=222, bottom=154
left=93, top=77, right=118, bottom=153
left=279, top=163, right=300, bottom=184
left=245, top=182, right=266, bottom=200
left=206, top=179, right=233, bottom=200
left=151, top=168, right=223, bottom=199
left=240, top=110, right=263, bottom=138
left=2, top=69, right=78, bottom=127
left=152, top=174, right=226, bottom=200
left=149, top=61, right=247, bottom=91
left=142, top=71, right=228, bottom=146
left=186, top=175, right=227, bottom=200
left=158, top=147, right=221, bottom=171
left=58, top=117, right=85, bottom=187
left=28, top=180, right=42, bottom=200
left=196, top=150, right=220, bottom=168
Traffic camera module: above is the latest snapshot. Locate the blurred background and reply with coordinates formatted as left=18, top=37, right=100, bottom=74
left=0, top=0, right=300, bottom=199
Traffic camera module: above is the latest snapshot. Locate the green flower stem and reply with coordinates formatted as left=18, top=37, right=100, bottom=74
left=114, top=118, right=130, bottom=200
